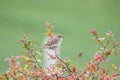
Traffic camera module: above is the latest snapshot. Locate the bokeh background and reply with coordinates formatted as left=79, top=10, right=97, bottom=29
left=0, top=0, right=120, bottom=74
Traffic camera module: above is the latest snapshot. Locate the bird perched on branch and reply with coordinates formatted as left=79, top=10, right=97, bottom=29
left=43, top=34, right=63, bottom=68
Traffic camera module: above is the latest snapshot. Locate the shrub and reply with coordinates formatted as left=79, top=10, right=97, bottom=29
left=0, top=22, right=120, bottom=80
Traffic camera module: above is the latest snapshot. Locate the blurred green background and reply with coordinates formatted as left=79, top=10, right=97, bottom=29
left=0, top=0, right=120, bottom=74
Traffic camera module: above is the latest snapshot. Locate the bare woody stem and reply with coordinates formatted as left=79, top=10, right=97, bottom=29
left=55, top=55, right=72, bottom=73
left=55, top=55, right=80, bottom=80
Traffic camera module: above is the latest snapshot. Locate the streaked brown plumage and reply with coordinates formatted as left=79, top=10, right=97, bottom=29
left=44, top=34, right=63, bottom=50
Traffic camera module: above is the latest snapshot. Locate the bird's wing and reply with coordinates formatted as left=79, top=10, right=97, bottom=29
left=45, top=37, right=59, bottom=46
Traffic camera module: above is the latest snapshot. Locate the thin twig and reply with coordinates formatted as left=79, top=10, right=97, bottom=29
left=32, top=55, right=41, bottom=68
left=104, top=40, right=110, bottom=49
left=55, top=55, right=72, bottom=73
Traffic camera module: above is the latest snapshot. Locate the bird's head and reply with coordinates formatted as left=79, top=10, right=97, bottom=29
left=56, top=34, right=63, bottom=39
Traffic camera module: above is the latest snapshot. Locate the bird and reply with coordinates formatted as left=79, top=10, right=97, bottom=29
left=43, top=34, right=63, bottom=68
left=43, top=34, right=63, bottom=50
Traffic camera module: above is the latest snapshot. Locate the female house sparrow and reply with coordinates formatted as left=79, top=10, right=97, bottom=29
left=43, top=34, right=63, bottom=68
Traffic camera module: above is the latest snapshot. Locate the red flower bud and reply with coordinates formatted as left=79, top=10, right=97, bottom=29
left=90, top=29, right=97, bottom=36
left=94, top=53, right=102, bottom=63
left=45, top=22, right=51, bottom=27
left=104, top=75, right=110, bottom=80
